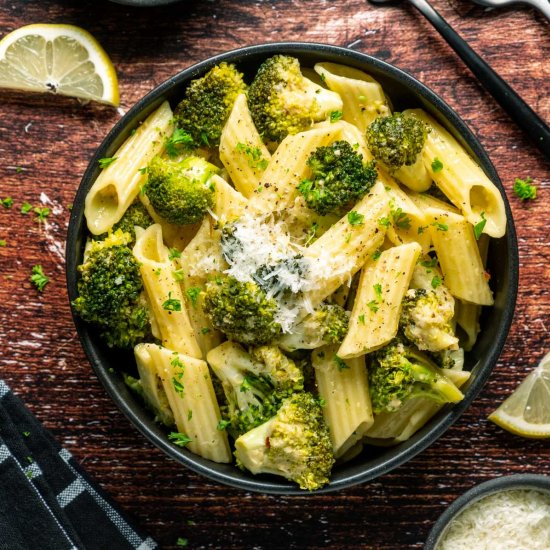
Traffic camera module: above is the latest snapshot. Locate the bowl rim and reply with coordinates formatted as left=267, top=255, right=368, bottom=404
left=66, top=41, right=519, bottom=495
left=424, top=474, right=550, bottom=549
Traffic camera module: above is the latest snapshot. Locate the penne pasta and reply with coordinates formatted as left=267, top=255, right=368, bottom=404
left=146, top=343, right=232, bottom=463
left=314, top=62, right=390, bottom=132
left=219, top=93, right=271, bottom=198
left=405, top=108, right=506, bottom=238
left=427, top=210, right=493, bottom=305
left=249, top=123, right=344, bottom=214
left=338, top=241, right=422, bottom=358
left=178, top=219, right=223, bottom=358
left=302, top=181, right=390, bottom=310
left=393, top=156, right=432, bottom=193
left=134, top=343, right=175, bottom=427
left=379, top=173, right=431, bottom=253
left=312, top=346, right=373, bottom=458
left=85, top=101, right=174, bottom=235
left=133, top=224, right=202, bottom=357
left=211, top=174, right=247, bottom=223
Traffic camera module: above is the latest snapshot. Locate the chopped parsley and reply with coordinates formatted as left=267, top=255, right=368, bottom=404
left=176, top=537, right=189, bottom=548
left=390, top=206, right=412, bottom=229
left=168, top=247, right=182, bottom=260
left=15, top=167, right=23, bottom=173
left=417, top=225, right=428, bottom=234
left=347, top=210, right=365, bottom=226
left=330, top=110, right=344, bottom=122
left=138, top=167, right=148, bottom=175
left=171, top=354, right=185, bottom=370
left=431, top=221, right=448, bottom=232
left=367, top=300, right=379, bottom=313
left=21, top=202, right=32, bottom=214
left=165, top=128, right=194, bottom=157
left=473, top=212, right=487, bottom=240
left=186, top=287, right=202, bottom=307
left=172, top=269, right=185, bottom=282
left=98, top=157, right=117, bottom=169
left=431, top=158, right=444, bottom=173
left=0, top=239, right=6, bottom=247
left=187, top=410, right=193, bottom=421
left=378, top=216, right=391, bottom=228
left=30, top=265, right=49, bottom=291
left=333, top=355, right=349, bottom=371
left=172, top=377, right=185, bottom=396
left=513, top=177, right=537, bottom=201
left=371, top=249, right=381, bottom=261
left=1, top=197, right=13, bottom=208
left=373, top=283, right=383, bottom=300
left=163, top=292, right=182, bottom=312
left=168, top=432, right=192, bottom=447
left=431, top=275, right=442, bottom=289
left=34, top=206, right=50, bottom=221
left=358, top=314, right=365, bottom=324
left=200, top=327, right=211, bottom=334
left=235, top=142, right=269, bottom=170
left=23, top=431, right=30, bottom=437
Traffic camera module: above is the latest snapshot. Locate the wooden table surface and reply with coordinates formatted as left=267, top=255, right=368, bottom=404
left=0, top=0, right=548, bottom=548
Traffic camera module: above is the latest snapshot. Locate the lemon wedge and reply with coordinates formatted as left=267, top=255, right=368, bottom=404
left=489, top=352, right=550, bottom=438
left=0, top=24, right=119, bottom=106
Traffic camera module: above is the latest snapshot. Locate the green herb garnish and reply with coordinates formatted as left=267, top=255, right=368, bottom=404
left=168, top=432, right=192, bottom=447
left=30, top=265, right=49, bottom=291
left=98, top=157, right=117, bottom=169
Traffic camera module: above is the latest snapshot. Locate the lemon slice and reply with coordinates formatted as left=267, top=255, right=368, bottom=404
left=0, top=24, right=119, bottom=106
left=489, top=352, right=550, bottom=438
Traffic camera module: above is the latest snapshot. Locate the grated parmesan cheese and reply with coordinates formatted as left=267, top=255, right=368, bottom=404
left=437, top=489, right=550, bottom=550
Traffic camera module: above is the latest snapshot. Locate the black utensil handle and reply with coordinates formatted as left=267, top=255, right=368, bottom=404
left=409, top=0, right=550, bottom=160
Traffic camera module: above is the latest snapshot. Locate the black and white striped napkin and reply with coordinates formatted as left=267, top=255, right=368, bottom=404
left=0, top=379, right=157, bottom=550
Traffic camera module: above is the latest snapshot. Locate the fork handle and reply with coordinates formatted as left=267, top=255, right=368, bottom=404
left=408, top=0, right=550, bottom=160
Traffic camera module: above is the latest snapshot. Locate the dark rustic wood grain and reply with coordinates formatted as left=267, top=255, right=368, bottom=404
left=0, top=0, right=548, bottom=548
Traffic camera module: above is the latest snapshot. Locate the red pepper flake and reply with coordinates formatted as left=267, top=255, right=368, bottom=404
left=483, top=270, right=491, bottom=281
left=265, top=437, right=271, bottom=449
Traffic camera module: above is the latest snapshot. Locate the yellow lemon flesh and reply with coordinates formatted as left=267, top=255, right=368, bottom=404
left=0, top=24, right=119, bottom=106
left=489, top=352, right=550, bottom=439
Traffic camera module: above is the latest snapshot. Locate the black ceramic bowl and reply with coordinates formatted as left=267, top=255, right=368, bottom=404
left=424, top=474, right=550, bottom=549
left=66, top=42, right=519, bottom=494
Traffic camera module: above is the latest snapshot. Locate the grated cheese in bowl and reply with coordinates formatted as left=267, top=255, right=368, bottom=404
left=436, top=489, right=550, bottom=550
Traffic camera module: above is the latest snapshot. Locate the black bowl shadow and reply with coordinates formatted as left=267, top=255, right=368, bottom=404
left=66, top=42, right=519, bottom=495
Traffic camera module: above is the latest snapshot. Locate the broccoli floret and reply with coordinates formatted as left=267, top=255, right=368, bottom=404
left=368, top=339, right=463, bottom=414
left=207, top=342, right=302, bottom=436
left=173, top=62, right=246, bottom=148
left=145, top=155, right=219, bottom=225
left=247, top=55, right=343, bottom=143
left=234, top=392, right=334, bottom=491
left=297, top=140, right=377, bottom=215
left=96, top=201, right=153, bottom=245
left=72, top=231, right=151, bottom=349
left=203, top=275, right=282, bottom=345
left=278, top=303, right=349, bottom=352
left=249, top=345, right=304, bottom=393
left=400, top=287, right=459, bottom=352
left=366, top=113, right=428, bottom=170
